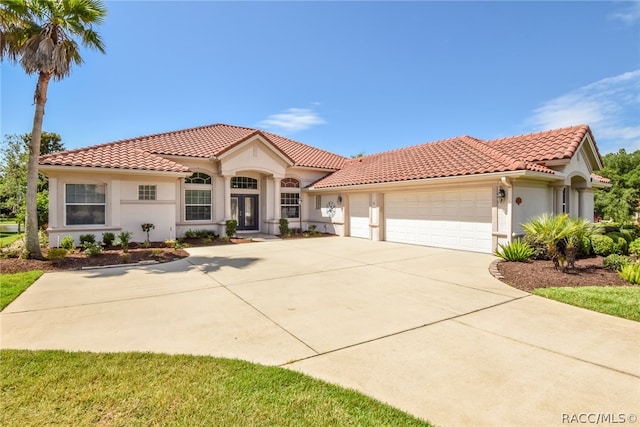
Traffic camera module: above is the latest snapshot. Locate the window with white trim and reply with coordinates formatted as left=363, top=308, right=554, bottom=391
left=65, top=184, right=106, bottom=225
left=231, top=176, right=258, bottom=189
left=185, top=173, right=212, bottom=221
left=315, top=195, right=321, bottom=210
left=281, top=178, right=300, bottom=219
left=138, top=185, right=156, bottom=200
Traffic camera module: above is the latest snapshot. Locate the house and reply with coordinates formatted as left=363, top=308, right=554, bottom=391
left=39, top=123, right=610, bottom=253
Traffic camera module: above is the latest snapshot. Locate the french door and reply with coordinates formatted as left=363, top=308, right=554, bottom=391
left=231, top=194, right=259, bottom=230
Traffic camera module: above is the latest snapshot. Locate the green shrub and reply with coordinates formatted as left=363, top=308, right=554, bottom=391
left=184, top=230, right=197, bottom=239
left=630, top=239, right=640, bottom=258
left=603, top=254, right=633, bottom=271
left=307, top=224, right=318, bottom=236
left=606, top=232, right=628, bottom=255
left=619, top=263, right=640, bottom=285
left=494, top=239, right=534, bottom=262
left=225, top=220, right=238, bottom=239
left=619, top=228, right=636, bottom=243
left=279, top=218, right=290, bottom=237
left=83, top=241, right=103, bottom=257
left=79, top=234, right=96, bottom=245
left=119, top=252, right=131, bottom=263
left=102, top=232, right=116, bottom=246
left=60, top=235, right=75, bottom=251
left=116, top=231, right=133, bottom=252
left=591, top=234, right=615, bottom=256
left=47, top=248, right=67, bottom=262
left=578, top=235, right=592, bottom=256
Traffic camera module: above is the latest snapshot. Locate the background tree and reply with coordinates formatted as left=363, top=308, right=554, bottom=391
left=595, top=149, right=640, bottom=223
left=0, top=132, right=64, bottom=229
left=0, top=0, right=107, bottom=258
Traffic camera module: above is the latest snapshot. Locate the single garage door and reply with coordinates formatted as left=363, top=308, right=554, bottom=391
left=349, top=193, right=370, bottom=239
left=385, top=189, right=492, bottom=253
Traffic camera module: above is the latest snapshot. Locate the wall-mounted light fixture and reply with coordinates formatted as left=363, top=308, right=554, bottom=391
left=337, top=195, right=343, bottom=204
left=496, top=187, right=506, bottom=203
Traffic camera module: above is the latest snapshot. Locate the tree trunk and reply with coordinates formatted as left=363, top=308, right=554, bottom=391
left=25, top=72, right=51, bottom=259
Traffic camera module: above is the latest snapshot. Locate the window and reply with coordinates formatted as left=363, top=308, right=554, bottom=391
left=315, top=195, right=322, bottom=210
left=185, top=172, right=212, bottom=221
left=185, top=172, right=211, bottom=184
left=281, top=178, right=300, bottom=188
left=138, top=185, right=156, bottom=200
left=185, top=189, right=211, bottom=221
left=65, top=184, right=106, bottom=225
left=281, top=192, right=300, bottom=218
left=231, top=176, right=257, bottom=189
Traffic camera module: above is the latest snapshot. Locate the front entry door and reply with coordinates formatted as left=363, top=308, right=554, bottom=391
left=231, top=194, right=259, bottom=230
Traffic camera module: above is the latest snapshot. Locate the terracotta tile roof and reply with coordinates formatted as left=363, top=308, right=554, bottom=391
left=483, top=124, right=598, bottom=163
left=39, top=143, right=191, bottom=173
left=590, top=173, right=611, bottom=184
left=40, top=123, right=347, bottom=171
left=309, top=136, right=558, bottom=189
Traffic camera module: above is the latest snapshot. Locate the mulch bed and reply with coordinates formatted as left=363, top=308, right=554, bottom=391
left=497, top=256, right=632, bottom=292
left=0, top=238, right=255, bottom=274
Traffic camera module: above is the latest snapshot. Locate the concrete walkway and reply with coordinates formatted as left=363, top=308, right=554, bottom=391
left=1, top=238, right=638, bottom=426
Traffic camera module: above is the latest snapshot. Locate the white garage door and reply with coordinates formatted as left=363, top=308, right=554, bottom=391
left=349, top=193, right=370, bottom=239
left=385, top=189, right=492, bottom=253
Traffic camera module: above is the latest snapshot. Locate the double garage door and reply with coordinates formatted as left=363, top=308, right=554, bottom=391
left=381, top=189, right=492, bottom=253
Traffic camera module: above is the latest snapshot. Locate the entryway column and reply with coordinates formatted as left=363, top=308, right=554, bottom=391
left=223, top=175, right=232, bottom=220
left=273, top=177, right=282, bottom=220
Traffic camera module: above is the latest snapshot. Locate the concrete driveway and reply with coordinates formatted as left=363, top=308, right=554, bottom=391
left=1, top=237, right=638, bottom=426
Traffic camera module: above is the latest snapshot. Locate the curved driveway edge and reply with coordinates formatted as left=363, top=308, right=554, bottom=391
left=2, top=238, right=638, bottom=427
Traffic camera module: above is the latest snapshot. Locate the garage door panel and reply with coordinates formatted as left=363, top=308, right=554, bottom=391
left=385, top=189, right=492, bottom=253
left=349, top=194, right=370, bottom=239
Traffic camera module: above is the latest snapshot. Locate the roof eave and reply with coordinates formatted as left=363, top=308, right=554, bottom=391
left=39, top=164, right=192, bottom=177
left=307, top=170, right=559, bottom=191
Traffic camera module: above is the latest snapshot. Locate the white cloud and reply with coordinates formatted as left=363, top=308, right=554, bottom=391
left=527, top=70, right=640, bottom=153
left=609, top=1, right=640, bottom=25
left=257, top=108, right=326, bottom=133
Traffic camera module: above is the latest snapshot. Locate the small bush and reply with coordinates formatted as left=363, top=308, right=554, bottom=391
left=83, top=241, right=103, bottom=257
left=279, top=218, right=290, bottom=237
left=117, top=231, right=133, bottom=252
left=184, top=230, right=197, bottom=239
left=60, top=235, right=75, bottom=251
left=47, top=248, right=67, bottom=262
left=307, top=224, right=318, bottom=236
left=226, top=220, right=238, bottom=239
left=165, top=239, right=176, bottom=248
left=590, top=234, right=615, bottom=256
left=619, top=228, right=636, bottom=243
left=603, top=254, right=633, bottom=271
left=119, top=252, right=131, bottom=263
left=619, top=263, right=640, bottom=285
left=79, top=234, right=96, bottom=245
left=102, top=232, right=116, bottom=246
left=606, top=232, right=628, bottom=255
left=578, top=235, right=592, bottom=256
left=151, top=248, right=162, bottom=257
left=494, top=239, right=534, bottom=262
left=629, top=239, right=640, bottom=258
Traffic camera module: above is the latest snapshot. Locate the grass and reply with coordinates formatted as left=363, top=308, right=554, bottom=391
left=0, top=350, right=431, bottom=427
left=0, top=219, right=22, bottom=248
left=0, top=270, right=43, bottom=311
left=532, top=286, right=640, bottom=321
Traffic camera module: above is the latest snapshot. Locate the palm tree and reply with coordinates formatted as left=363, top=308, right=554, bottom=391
left=0, top=0, right=107, bottom=258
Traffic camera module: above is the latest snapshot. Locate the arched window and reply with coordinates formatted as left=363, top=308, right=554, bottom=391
left=281, top=178, right=300, bottom=188
left=185, top=172, right=211, bottom=184
left=184, top=172, right=212, bottom=221
left=231, top=176, right=258, bottom=189
left=280, top=178, right=300, bottom=219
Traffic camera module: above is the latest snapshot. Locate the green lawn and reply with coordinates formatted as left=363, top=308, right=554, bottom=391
left=0, top=270, right=43, bottom=311
left=0, top=350, right=431, bottom=427
left=0, top=220, right=22, bottom=248
left=532, top=286, right=640, bottom=321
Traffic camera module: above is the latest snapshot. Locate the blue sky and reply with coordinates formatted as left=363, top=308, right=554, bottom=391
left=2, top=1, right=639, bottom=157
